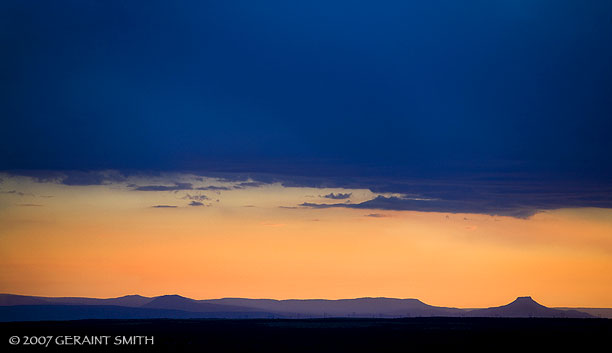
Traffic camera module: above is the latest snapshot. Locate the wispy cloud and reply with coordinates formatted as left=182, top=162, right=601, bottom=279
left=61, top=171, right=126, bottom=186
left=133, top=183, right=193, bottom=191
left=233, top=181, right=266, bottom=189
left=195, top=186, right=231, bottom=191
left=182, top=194, right=209, bottom=201
left=323, top=192, right=351, bottom=200
left=1, top=190, right=29, bottom=196
left=301, top=195, right=538, bottom=218
left=151, top=205, right=178, bottom=208
left=4, top=170, right=126, bottom=186
left=366, top=213, right=387, bottom=218
left=6, top=170, right=612, bottom=218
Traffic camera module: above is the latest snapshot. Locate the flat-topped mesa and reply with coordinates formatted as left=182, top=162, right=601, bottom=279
left=465, top=296, right=592, bottom=318
left=515, top=296, right=535, bottom=302
left=152, top=294, right=190, bottom=301
left=513, top=296, right=536, bottom=303
left=509, top=296, right=545, bottom=307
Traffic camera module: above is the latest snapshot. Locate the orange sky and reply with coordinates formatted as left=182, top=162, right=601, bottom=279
left=1, top=173, right=611, bottom=308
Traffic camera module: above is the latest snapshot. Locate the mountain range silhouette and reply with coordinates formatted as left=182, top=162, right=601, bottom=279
left=0, top=294, right=600, bottom=321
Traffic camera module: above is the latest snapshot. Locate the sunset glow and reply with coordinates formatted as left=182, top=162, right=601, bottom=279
left=2, top=173, right=611, bottom=308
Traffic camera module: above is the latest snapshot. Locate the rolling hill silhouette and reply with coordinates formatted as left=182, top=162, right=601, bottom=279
left=0, top=293, right=152, bottom=307
left=142, top=294, right=256, bottom=313
left=0, top=294, right=598, bottom=321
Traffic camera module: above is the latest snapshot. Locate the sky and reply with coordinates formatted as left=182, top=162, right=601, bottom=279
left=1, top=1, right=612, bottom=307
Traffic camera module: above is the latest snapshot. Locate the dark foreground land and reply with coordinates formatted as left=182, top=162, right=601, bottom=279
left=2, top=317, right=611, bottom=352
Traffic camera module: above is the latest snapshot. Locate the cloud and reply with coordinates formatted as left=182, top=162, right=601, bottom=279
left=195, top=186, right=231, bottom=191
left=6, top=169, right=612, bottom=218
left=283, top=174, right=612, bottom=218
left=300, top=195, right=539, bottom=218
left=323, top=192, right=351, bottom=200
left=1, top=190, right=28, bottom=196
left=3, top=170, right=64, bottom=184
left=1, top=189, right=51, bottom=198
left=182, top=194, right=209, bottom=201
left=2, top=170, right=126, bottom=186
left=3, top=170, right=127, bottom=186
left=60, top=171, right=127, bottom=186
left=133, top=183, right=193, bottom=191
left=366, top=213, right=387, bottom=218
left=300, top=202, right=341, bottom=209
left=188, top=201, right=204, bottom=206
left=151, top=205, right=178, bottom=208
left=233, top=181, right=266, bottom=189
left=17, top=203, right=43, bottom=207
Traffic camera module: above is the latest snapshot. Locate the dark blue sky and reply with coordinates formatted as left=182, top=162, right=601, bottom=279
left=1, top=1, right=612, bottom=214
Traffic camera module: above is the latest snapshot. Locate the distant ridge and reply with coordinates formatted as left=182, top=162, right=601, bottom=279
left=555, top=307, right=612, bottom=319
left=0, top=293, right=152, bottom=307
left=0, top=294, right=599, bottom=321
left=205, top=297, right=463, bottom=317
left=142, top=294, right=257, bottom=313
